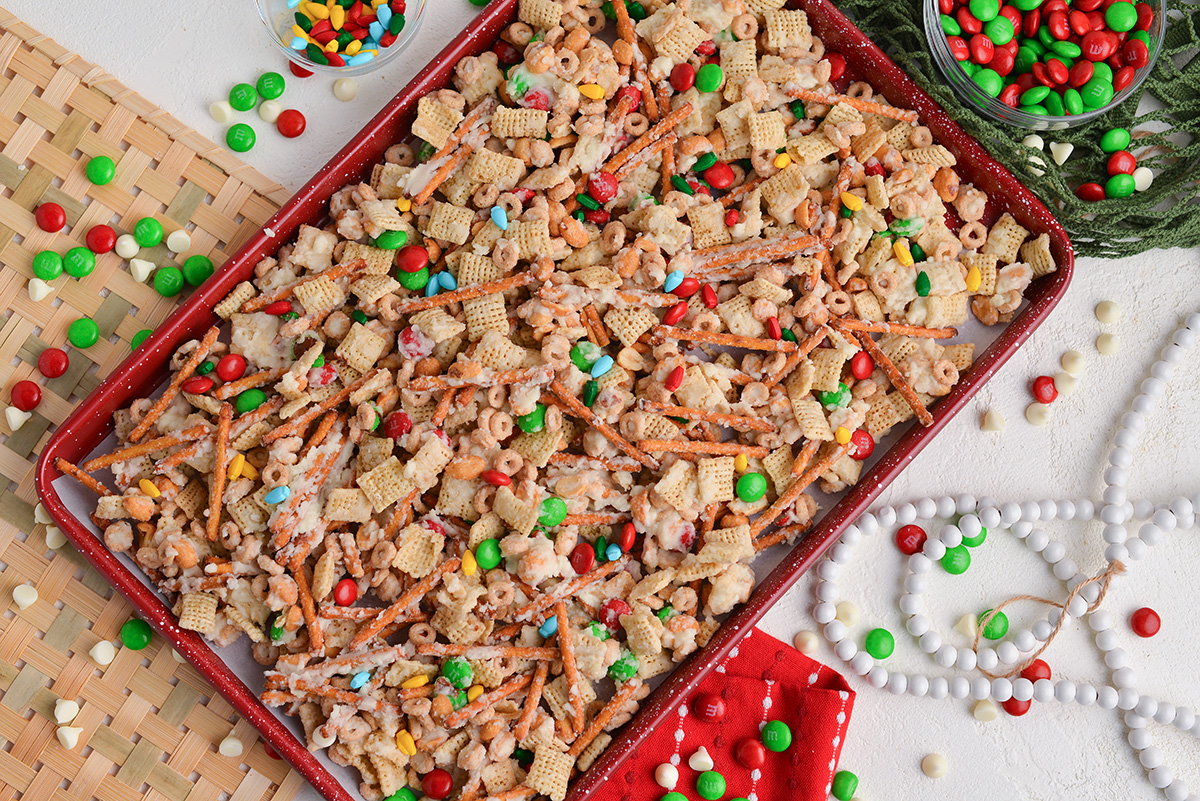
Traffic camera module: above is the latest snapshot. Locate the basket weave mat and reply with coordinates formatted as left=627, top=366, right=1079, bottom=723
left=0, top=8, right=308, bottom=801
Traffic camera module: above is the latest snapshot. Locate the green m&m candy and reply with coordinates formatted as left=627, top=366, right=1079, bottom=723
left=570, top=341, right=601, bottom=371
left=69, top=318, right=100, bottom=349
left=32, top=250, right=63, bottom=281
left=131, top=328, right=152, bottom=350
left=64, top=247, right=95, bottom=278
left=831, top=770, right=859, bottom=801
left=662, top=794, right=687, bottom=801
left=235, top=388, right=267, bottom=414
left=972, top=67, right=1003, bottom=98
left=696, top=771, right=726, bottom=801
left=1021, top=86, right=1050, bottom=105
left=1050, top=39, right=1081, bottom=58
left=695, top=63, right=724, bottom=93
left=1092, top=61, right=1114, bottom=83
left=1014, top=47, right=1038, bottom=74
left=761, top=719, right=792, bottom=752
left=1106, top=173, right=1135, bottom=198
left=1042, top=89, right=1065, bottom=116
left=475, top=538, right=502, bottom=570
left=385, top=789, right=418, bottom=801
left=961, top=525, right=987, bottom=548
left=984, top=15, right=1014, bottom=45
left=1101, top=127, right=1131, bottom=153
left=120, top=618, right=153, bottom=649
left=942, top=544, right=971, bottom=574
left=1081, top=75, right=1115, bottom=109
left=227, top=123, right=256, bottom=153
left=256, top=72, right=286, bottom=100
left=968, top=0, right=999, bottom=21
left=518, top=404, right=546, bottom=433
left=736, top=472, right=767, bottom=503
left=229, top=83, right=257, bottom=111
left=183, top=255, right=214, bottom=286
left=1063, top=87, right=1084, bottom=116
left=269, top=612, right=286, bottom=641
left=154, top=266, right=185, bottom=297
left=980, top=609, right=1009, bottom=640
left=865, top=627, right=895, bottom=659
left=539, top=497, right=567, bottom=527
left=817, top=382, right=851, bottom=408
left=608, top=649, right=639, bottom=680
left=134, top=217, right=164, bottom=248
left=397, top=265, right=429, bottom=291
left=441, top=657, right=473, bottom=689
left=1105, top=0, right=1138, bottom=31
left=373, top=229, right=408, bottom=249
left=940, top=13, right=962, bottom=34
left=86, top=155, right=116, bottom=185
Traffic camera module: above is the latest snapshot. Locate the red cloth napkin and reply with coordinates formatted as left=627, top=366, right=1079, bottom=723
left=604, top=628, right=855, bottom=801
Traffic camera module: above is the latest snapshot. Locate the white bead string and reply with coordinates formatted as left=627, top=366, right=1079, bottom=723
left=810, top=311, right=1200, bottom=801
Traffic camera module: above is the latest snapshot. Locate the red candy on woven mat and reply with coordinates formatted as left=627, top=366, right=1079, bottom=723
left=604, top=628, right=855, bottom=801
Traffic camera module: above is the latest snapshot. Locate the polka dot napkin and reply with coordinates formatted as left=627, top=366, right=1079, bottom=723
left=607, top=628, right=855, bottom=801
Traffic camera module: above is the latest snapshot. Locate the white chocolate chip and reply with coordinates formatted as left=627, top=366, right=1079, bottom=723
left=166, top=229, right=192, bottom=254
left=209, top=100, right=235, bottom=124
left=655, top=763, right=679, bottom=789
left=954, top=614, right=978, bottom=639
left=921, top=753, right=949, bottom=778
left=1053, top=372, right=1077, bottom=396
left=333, top=78, right=358, bottom=102
left=1025, top=402, right=1051, bottom=426
left=793, top=630, right=819, bottom=654
left=687, top=746, right=714, bottom=772
left=5, top=406, right=32, bottom=432
left=312, top=729, right=336, bottom=748
left=12, top=584, right=37, bottom=610
left=973, top=699, right=999, bottom=722
left=219, top=734, right=244, bottom=757
left=834, top=601, right=860, bottom=626
left=27, top=278, right=52, bottom=302
left=980, top=409, right=1006, bottom=432
left=1061, top=350, right=1085, bottom=375
left=129, top=258, right=155, bottom=283
left=54, top=699, right=80, bottom=725
left=1094, top=300, right=1120, bottom=324
left=1132, top=166, right=1153, bottom=192
left=89, top=641, right=116, bottom=666
left=1048, top=141, right=1074, bottom=165
left=45, top=524, right=67, bottom=550
left=1096, top=333, right=1120, bottom=355
left=1021, top=134, right=1044, bottom=150
left=56, top=725, right=83, bottom=750
left=114, top=234, right=140, bottom=260
left=258, top=99, right=284, bottom=124
left=34, top=503, right=52, bottom=525
left=1028, top=155, right=1045, bottom=177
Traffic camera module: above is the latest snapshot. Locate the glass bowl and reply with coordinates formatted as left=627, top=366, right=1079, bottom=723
left=254, top=0, right=427, bottom=77
left=923, top=0, right=1165, bottom=130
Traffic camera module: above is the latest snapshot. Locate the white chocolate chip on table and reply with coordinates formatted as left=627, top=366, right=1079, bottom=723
left=1094, top=300, right=1120, bottom=324
left=11, top=584, right=37, bottom=610
left=89, top=641, right=116, bottom=666
left=1097, top=333, right=1120, bottom=355
left=54, top=699, right=79, bottom=725
left=1061, top=350, right=1086, bottom=375
left=980, top=409, right=1006, bottom=432
left=56, top=726, right=83, bottom=750
left=921, top=753, right=948, bottom=778
left=1025, top=403, right=1051, bottom=426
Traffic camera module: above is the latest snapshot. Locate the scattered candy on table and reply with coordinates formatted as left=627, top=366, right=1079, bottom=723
left=56, top=725, right=83, bottom=750
left=259, top=99, right=284, bottom=123
left=85, top=155, right=115, bottom=185
left=53, top=699, right=79, bottom=725
left=10, top=380, right=41, bottom=412
left=115, top=234, right=139, bottom=259
left=792, top=629, right=819, bottom=654
left=277, top=108, right=307, bottom=137
left=655, top=763, right=679, bottom=789
left=130, top=258, right=155, bottom=283
left=227, top=123, right=256, bottom=153
left=691, top=692, right=725, bottom=722
left=687, top=745, right=715, bottom=771
left=26, top=278, right=51, bottom=302
left=760, top=719, right=792, bottom=752
left=89, top=641, right=116, bottom=666
left=218, top=734, right=244, bottom=757
left=67, top=318, right=100, bottom=349
left=11, top=584, right=37, bottom=610
left=1032, top=374, right=1058, bottom=403
left=86, top=224, right=117, bottom=254
left=921, top=753, right=949, bottom=778
left=8, top=404, right=34, bottom=431
left=333, top=77, right=358, bottom=101
left=1096, top=332, right=1120, bottom=355
left=835, top=600, right=860, bottom=626
left=38, top=348, right=68, bottom=378
left=120, top=618, right=153, bottom=650
left=166, top=229, right=192, bottom=253
left=35, top=202, right=65, bottom=232
left=1130, top=606, right=1160, bottom=637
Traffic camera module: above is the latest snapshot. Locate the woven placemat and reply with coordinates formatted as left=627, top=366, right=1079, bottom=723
left=0, top=8, right=307, bottom=801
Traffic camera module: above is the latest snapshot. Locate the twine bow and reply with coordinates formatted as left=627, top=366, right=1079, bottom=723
left=973, top=560, right=1126, bottom=680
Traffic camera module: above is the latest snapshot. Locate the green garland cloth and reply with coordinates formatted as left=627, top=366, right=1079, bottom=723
left=831, top=0, right=1200, bottom=258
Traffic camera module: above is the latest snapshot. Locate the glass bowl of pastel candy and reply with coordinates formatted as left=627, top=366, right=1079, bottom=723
left=255, top=0, right=426, bottom=76
left=924, top=0, right=1165, bottom=129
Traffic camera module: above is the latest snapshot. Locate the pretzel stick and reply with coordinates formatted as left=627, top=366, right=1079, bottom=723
left=720, top=173, right=768, bottom=208
left=549, top=380, right=658, bottom=470
left=299, top=411, right=339, bottom=459
left=429, top=386, right=463, bottom=428
left=602, top=103, right=693, bottom=177
left=785, top=88, right=919, bottom=123
left=790, top=438, right=822, bottom=477
left=560, top=513, right=627, bottom=526
left=754, top=520, right=812, bottom=551
left=294, top=557, right=325, bottom=655
left=206, top=404, right=233, bottom=541
left=261, top=677, right=406, bottom=714
left=568, top=679, right=642, bottom=757
left=654, top=325, right=802, bottom=352
left=263, top=369, right=380, bottom=445
left=83, top=425, right=210, bottom=472
left=637, top=440, right=771, bottom=457
left=840, top=326, right=933, bottom=426
left=834, top=317, right=958, bottom=339
left=584, top=305, right=610, bottom=348
left=511, top=557, right=627, bottom=623
left=234, top=394, right=285, bottom=432
left=213, top=367, right=287, bottom=400
left=54, top=458, right=113, bottom=496
left=750, top=443, right=850, bottom=537
left=605, top=92, right=636, bottom=126
left=637, top=400, right=774, bottom=432
left=442, top=673, right=533, bottom=729
left=412, top=145, right=476, bottom=207
left=555, top=602, right=586, bottom=736
left=762, top=327, right=829, bottom=389
left=392, top=272, right=536, bottom=316
left=547, top=453, right=642, bottom=472
left=513, top=661, right=549, bottom=743
left=407, top=364, right=552, bottom=393
left=271, top=433, right=347, bottom=550
left=414, top=644, right=561, bottom=660
left=660, top=132, right=677, bottom=191
left=154, top=438, right=208, bottom=473
left=409, top=99, right=496, bottom=206
left=128, top=327, right=219, bottom=442
left=241, top=260, right=365, bottom=313
left=690, top=232, right=822, bottom=272
left=346, top=559, right=460, bottom=651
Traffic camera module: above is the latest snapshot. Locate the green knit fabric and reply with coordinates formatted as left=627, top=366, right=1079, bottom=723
left=832, top=0, right=1200, bottom=258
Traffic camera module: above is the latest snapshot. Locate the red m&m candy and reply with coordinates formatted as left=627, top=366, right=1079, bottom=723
left=669, top=63, right=696, bottom=92
left=384, top=411, right=412, bottom=439
left=588, top=171, right=618, bottom=203
left=397, top=244, right=429, bottom=273
left=735, top=738, right=766, bottom=769
left=1032, top=375, right=1058, bottom=403
left=216, top=353, right=247, bottom=382
left=1130, top=606, right=1160, bottom=637
left=182, top=376, right=214, bottom=394
left=37, top=347, right=69, bottom=378
left=850, top=350, right=874, bottom=380
left=276, top=109, right=307, bottom=138
left=10, top=380, right=41, bottom=411
left=703, top=162, right=734, bottom=189
left=1002, top=697, right=1032, bottom=717
left=849, top=429, right=874, bottom=460
left=691, top=692, right=726, bottom=722
left=35, top=203, right=65, bottom=233
left=481, top=470, right=511, bottom=487
left=617, top=522, right=636, bottom=551
left=86, top=225, right=117, bottom=254
left=1020, top=659, right=1052, bottom=682
left=896, top=524, right=927, bottom=555
left=422, top=769, right=453, bottom=800
left=569, top=542, right=595, bottom=575
left=334, top=577, right=357, bottom=606
left=598, top=598, right=631, bottom=631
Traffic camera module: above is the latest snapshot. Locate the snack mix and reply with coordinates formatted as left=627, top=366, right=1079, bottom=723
left=61, top=0, right=1056, bottom=799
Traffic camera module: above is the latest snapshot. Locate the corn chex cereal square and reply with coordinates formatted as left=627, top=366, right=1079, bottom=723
left=604, top=307, right=658, bottom=348
left=492, top=106, right=548, bottom=139
left=476, top=330, right=529, bottom=370
left=717, top=294, right=766, bottom=338
left=758, top=55, right=803, bottom=86
left=468, top=148, right=525, bottom=191
left=544, top=675, right=598, bottom=721
left=638, top=8, right=708, bottom=63
left=1020, top=232, right=1056, bottom=277
left=962, top=252, right=999, bottom=295
left=357, top=435, right=394, bottom=474
left=943, top=342, right=975, bottom=372
left=764, top=9, right=812, bottom=50
left=229, top=495, right=268, bottom=533
left=881, top=333, right=918, bottom=364
left=748, top=111, right=787, bottom=153
left=654, top=460, right=698, bottom=513
left=361, top=200, right=405, bottom=233
left=762, top=446, right=795, bottom=494
left=787, top=132, right=838, bottom=165
left=697, top=456, right=735, bottom=504
left=809, top=348, right=847, bottom=393
left=740, top=278, right=791, bottom=305
left=439, top=164, right=479, bottom=207
left=577, top=265, right=621, bottom=289
left=924, top=292, right=970, bottom=328
left=341, top=242, right=395, bottom=275
left=336, top=323, right=387, bottom=374
left=688, top=200, right=732, bottom=250
left=576, top=733, right=612, bottom=772
left=865, top=393, right=904, bottom=437
left=412, top=97, right=463, bottom=149
left=324, top=488, right=374, bottom=523
left=519, top=0, right=562, bottom=29
left=425, top=201, right=474, bottom=245
left=510, top=218, right=552, bottom=261
left=852, top=127, right=888, bottom=163
left=791, top=397, right=834, bottom=441
left=458, top=252, right=501, bottom=285
left=482, top=761, right=521, bottom=796
left=903, top=145, right=957, bottom=167
left=720, top=40, right=758, bottom=102
left=175, top=480, right=208, bottom=520
left=761, top=164, right=810, bottom=224
left=350, top=274, right=400, bottom=304
left=464, top=294, right=509, bottom=339
left=357, top=456, right=415, bottom=512
left=411, top=308, right=467, bottom=343
left=823, top=102, right=863, bottom=128
left=715, top=100, right=752, bottom=160
left=469, top=513, right=504, bottom=549
left=619, top=607, right=664, bottom=656
left=436, top=475, right=481, bottom=521
left=512, top=428, right=564, bottom=468
left=394, top=523, right=444, bottom=578
left=371, top=162, right=409, bottom=199
left=494, top=485, right=539, bottom=535
left=178, top=593, right=218, bottom=634
left=215, top=282, right=256, bottom=318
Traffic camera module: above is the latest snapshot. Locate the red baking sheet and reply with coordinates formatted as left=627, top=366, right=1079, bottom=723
left=36, top=2, right=1072, bottom=800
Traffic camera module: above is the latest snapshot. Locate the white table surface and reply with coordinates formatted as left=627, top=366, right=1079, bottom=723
left=11, top=1, right=1198, bottom=798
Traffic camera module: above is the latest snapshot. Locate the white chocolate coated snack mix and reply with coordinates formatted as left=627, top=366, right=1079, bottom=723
left=62, top=1, right=1056, bottom=799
